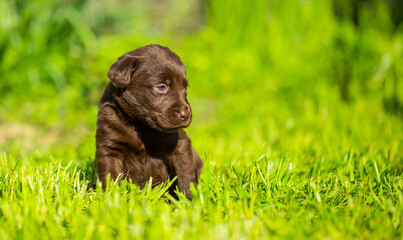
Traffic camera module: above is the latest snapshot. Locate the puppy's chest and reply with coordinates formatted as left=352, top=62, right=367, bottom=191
left=122, top=140, right=179, bottom=187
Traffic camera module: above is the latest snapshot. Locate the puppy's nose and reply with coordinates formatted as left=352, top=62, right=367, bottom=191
left=179, top=110, right=190, bottom=120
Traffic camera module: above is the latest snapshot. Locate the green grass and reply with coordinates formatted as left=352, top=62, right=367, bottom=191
left=0, top=0, right=402, bottom=239
left=0, top=135, right=401, bottom=239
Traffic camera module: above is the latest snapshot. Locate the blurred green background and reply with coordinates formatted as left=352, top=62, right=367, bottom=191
left=0, top=0, right=402, bottom=171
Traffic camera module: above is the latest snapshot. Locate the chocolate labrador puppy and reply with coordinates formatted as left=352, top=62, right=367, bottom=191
left=95, top=44, right=203, bottom=200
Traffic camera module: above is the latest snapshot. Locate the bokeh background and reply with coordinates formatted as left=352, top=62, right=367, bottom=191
left=0, top=0, right=402, bottom=172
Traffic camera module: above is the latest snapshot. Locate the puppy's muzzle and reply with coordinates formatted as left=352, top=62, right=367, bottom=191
left=178, top=105, right=191, bottom=122
left=179, top=110, right=191, bottom=120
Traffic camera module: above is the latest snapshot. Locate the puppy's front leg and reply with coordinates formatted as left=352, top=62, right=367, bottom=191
left=96, top=155, right=124, bottom=190
left=177, top=173, right=194, bottom=200
left=174, top=160, right=197, bottom=200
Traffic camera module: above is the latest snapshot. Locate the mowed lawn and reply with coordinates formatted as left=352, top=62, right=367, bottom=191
left=0, top=0, right=402, bottom=239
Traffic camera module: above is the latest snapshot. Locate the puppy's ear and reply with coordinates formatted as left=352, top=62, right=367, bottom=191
left=107, top=56, right=137, bottom=88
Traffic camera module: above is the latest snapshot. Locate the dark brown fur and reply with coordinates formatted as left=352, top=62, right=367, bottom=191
left=95, top=44, right=203, bottom=200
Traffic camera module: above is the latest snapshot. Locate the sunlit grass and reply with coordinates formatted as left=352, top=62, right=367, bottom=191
left=0, top=140, right=401, bottom=239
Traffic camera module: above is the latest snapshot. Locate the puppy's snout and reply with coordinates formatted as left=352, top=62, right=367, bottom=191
left=178, top=105, right=191, bottom=121
left=179, top=110, right=191, bottom=120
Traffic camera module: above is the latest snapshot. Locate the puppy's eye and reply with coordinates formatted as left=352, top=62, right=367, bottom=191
left=155, top=84, right=168, bottom=93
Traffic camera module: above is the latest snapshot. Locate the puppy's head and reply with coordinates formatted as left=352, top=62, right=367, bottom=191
left=107, top=44, right=192, bottom=132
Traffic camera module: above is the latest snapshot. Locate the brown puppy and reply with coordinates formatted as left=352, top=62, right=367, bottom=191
left=95, top=44, right=203, bottom=200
